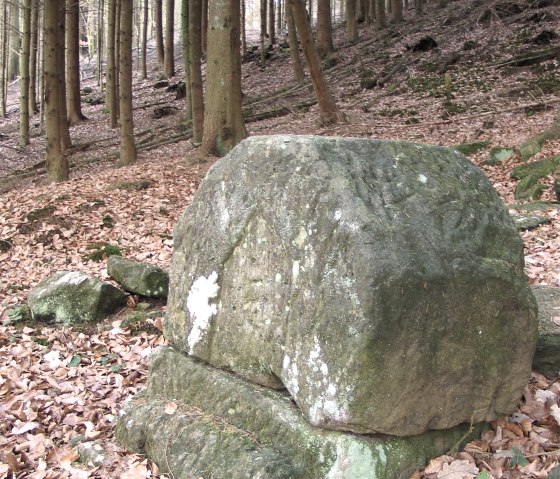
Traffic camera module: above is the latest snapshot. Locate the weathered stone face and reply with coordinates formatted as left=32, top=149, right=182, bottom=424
left=107, top=256, right=169, bottom=298
left=165, top=135, right=538, bottom=436
left=28, top=271, right=127, bottom=325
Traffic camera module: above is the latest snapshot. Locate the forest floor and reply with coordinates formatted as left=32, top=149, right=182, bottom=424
left=1, top=0, right=560, bottom=477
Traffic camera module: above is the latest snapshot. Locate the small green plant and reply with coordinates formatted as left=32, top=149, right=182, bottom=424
left=0, top=238, right=13, bottom=252
left=102, top=215, right=115, bottom=229
left=4, top=305, right=31, bottom=325
left=83, top=242, right=122, bottom=262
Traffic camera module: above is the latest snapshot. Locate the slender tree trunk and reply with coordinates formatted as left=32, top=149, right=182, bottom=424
left=67, top=0, right=87, bottom=125
left=415, top=0, right=423, bottom=16
left=155, top=0, right=165, bottom=66
left=115, top=0, right=121, bottom=116
left=0, top=2, right=6, bottom=117
left=118, top=0, right=137, bottom=166
left=29, top=0, right=39, bottom=114
left=268, top=0, right=275, bottom=45
left=106, top=0, right=118, bottom=127
left=164, top=0, right=175, bottom=77
left=289, top=0, right=345, bottom=125
left=45, top=0, right=68, bottom=182
left=316, top=0, right=334, bottom=58
left=97, top=0, right=104, bottom=86
left=346, top=0, right=358, bottom=42
left=260, top=0, right=266, bottom=67
left=141, top=0, right=148, bottom=78
left=8, top=1, right=20, bottom=81
left=190, top=0, right=204, bottom=142
left=392, top=0, right=402, bottom=22
left=286, top=1, right=304, bottom=82
left=58, top=2, right=71, bottom=150
left=19, top=0, right=31, bottom=147
left=202, top=0, right=247, bottom=156
left=276, top=0, right=282, bottom=34
left=241, top=0, right=247, bottom=56
left=201, top=0, right=207, bottom=54
left=375, top=0, right=386, bottom=28
left=181, top=0, right=192, bottom=120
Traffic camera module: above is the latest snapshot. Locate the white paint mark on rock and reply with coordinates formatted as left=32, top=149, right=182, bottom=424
left=292, top=261, right=300, bottom=282
left=418, top=174, right=428, bottom=184
left=186, top=271, right=220, bottom=353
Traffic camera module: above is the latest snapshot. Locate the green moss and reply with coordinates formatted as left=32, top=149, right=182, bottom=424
left=511, top=155, right=560, bottom=180
left=102, top=214, right=115, bottom=229
left=515, top=176, right=546, bottom=200
left=26, top=205, right=56, bottom=221
left=108, top=179, right=153, bottom=191
left=406, top=75, right=446, bottom=95
left=452, top=140, right=491, bottom=156
left=0, top=238, right=13, bottom=252
left=83, top=242, right=122, bottom=262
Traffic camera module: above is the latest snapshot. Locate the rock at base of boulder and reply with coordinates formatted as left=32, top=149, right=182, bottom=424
left=116, top=346, right=485, bottom=479
left=532, top=285, right=560, bottom=378
left=28, top=271, right=127, bottom=325
left=107, top=256, right=169, bottom=298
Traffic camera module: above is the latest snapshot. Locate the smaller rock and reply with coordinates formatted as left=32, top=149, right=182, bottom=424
left=532, top=286, right=560, bottom=378
left=515, top=176, right=546, bottom=201
left=28, top=272, right=127, bottom=325
left=510, top=213, right=551, bottom=231
left=482, top=147, right=515, bottom=166
left=518, top=139, right=542, bottom=162
left=107, top=257, right=169, bottom=298
left=452, top=140, right=490, bottom=156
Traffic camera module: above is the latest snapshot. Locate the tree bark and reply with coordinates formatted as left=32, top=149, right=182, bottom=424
left=8, top=1, right=20, bottom=81
left=58, top=2, right=72, bottom=150
left=346, top=0, right=359, bottom=43
left=29, top=0, right=39, bottom=114
left=155, top=0, right=165, bottom=66
left=181, top=0, right=192, bottom=120
left=415, top=0, right=423, bottom=16
left=67, top=0, right=87, bottom=125
left=19, top=0, right=31, bottom=147
left=164, top=0, right=175, bottom=77
left=392, top=0, right=402, bottom=22
left=201, top=0, right=208, bottom=54
left=286, top=3, right=305, bottom=82
left=189, top=0, right=204, bottom=142
left=0, top=2, right=6, bottom=117
left=202, top=0, right=247, bottom=156
left=141, top=0, right=148, bottom=78
left=106, top=0, right=118, bottom=128
left=375, top=0, right=386, bottom=28
left=289, top=0, right=345, bottom=125
left=268, top=0, right=275, bottom=45
left=260, top=0, right=267, bottom=67
left=316, top=0, right=334, bottom=58
left=118, top=0, right=137, bottom=166
left=44, top=0, right=68, bottom=182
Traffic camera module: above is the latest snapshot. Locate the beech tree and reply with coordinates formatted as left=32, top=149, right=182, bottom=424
left=141, top=0, right=148, bottom=78
left=0, top=2, right=6, bottom=117
left=44, top=0, right=69, bottom=182
left=106, top=0, right=118, bottom=128
left=346, top=0, right=358, bottom=43
left=289, top=0, right=346, bottom=125
left=189, top=0, right=204, bottom=142
left=29, top=0, right=39, bottom=114
left=20, top=0, right=31, bottom=147
left=202, top=0, right=246, bottom=156
left=164, top=0, right=175, bottom=77
left=154, top=0, right=164, bottom=66
left=117, top=0, right=137, bottom=166
left=67, top=0, right=87, bottom=125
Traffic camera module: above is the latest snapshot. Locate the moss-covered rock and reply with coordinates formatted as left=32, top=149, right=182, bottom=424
left=166, top=135, right=537, bottom=436
left=28, top=271, right=127, bottom=325
left=532, top=285, right=560, bottom=378
left=451, top=140, right=491, bottom=156
left=511, top=155, right=560, bottom=180
left=107, top=256, right=169, bottom=298
left=116, top=347, right=485, bottom=479
left=515, top=175, right=547, bottom=200
left=482, top=147, right=515, bottom=166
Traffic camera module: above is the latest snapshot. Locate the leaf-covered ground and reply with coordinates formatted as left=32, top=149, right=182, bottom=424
left=1, top=0, right=560, bottom=477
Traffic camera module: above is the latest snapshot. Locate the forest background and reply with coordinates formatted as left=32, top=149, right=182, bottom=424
left=1, top=0, right=560, bottom=477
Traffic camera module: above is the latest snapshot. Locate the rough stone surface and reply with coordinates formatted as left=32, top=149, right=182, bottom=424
left=532, top=285, right=560, bottom=378
left=107, top=256, right=169, bottom=298
left=28, top=271, right=127, bottom=325
left=116, top=346, right=485, bottom=479
left=166, top=135, right=537, bottom=436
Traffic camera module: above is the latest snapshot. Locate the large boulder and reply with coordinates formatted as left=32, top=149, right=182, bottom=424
left=28, top=271, right=127, bottom=325
left=116, top=346, right=485, bottom=479
left=532, top=285, right=560, bottom=378
left=165, top=135, right=537, bottom=436
left=107, top=256, right=169, bottom=298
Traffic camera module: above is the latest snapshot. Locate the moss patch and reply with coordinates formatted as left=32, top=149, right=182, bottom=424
left=83, top=242, right=122, bottom=262
left=452, top=140, right=491, bottom=156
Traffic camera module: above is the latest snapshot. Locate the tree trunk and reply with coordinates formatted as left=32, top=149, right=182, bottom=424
left=19, top=0, right=31, bottom=147
left=44, top=0, right=68, bottom=182
left=415, top=0, right=423, bottom=16
left=260, top=0, right=267, bottom=67
left=8, top=1, right=20, bottom=81
left=155, top=0, right=165, bottom=66
left=316, top=0, right=334, bottom=58
left=375, top=0, right=386, bottom=28
left=202, top=0, right=247, bottom=156
left=346, top=0, right=358, bottom=43
left=276, top=0, right=282, bottom=34
left=67, top=0, right=87, bottom=125
left=58, top=2, right=71, bottom=150
left=268, top=0, right=275, bottom=45
left=118, top=0, right=137, bottom=166
left=164, top=0, right=175, bottom=77
left=29, top=0, right=39, bottom=114
left=106, top=0, right=118, bottom=128
left=286, top=1, right=305, bottom=82
left=181, top=0, right=192, bottom=120
left=241, top=0, right=247, bottom=56
left=289, top=0, right=345, bottom=125
left=189, top=0, right=204, bottom=142
left=201, top=0, right=208, bottom=54
left=97, top=0, right=104, bottom=87
left=141, top=0, right=148, bottom=78
left=0, top=2, right=6, bottom=117
left=392, top=0, right=402, bottom=22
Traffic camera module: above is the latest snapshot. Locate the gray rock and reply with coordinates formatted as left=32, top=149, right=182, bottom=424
left=532, top=285, right=560, bottom=378
left=165, top=135, right=537, bottom=436
left=482, top=147, right=515, bottom=166
left=116, top=346, right=485, bottom=479
left=107, top=256, right=168, bottom=298
left=28, top=271, right=127, bottom=325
